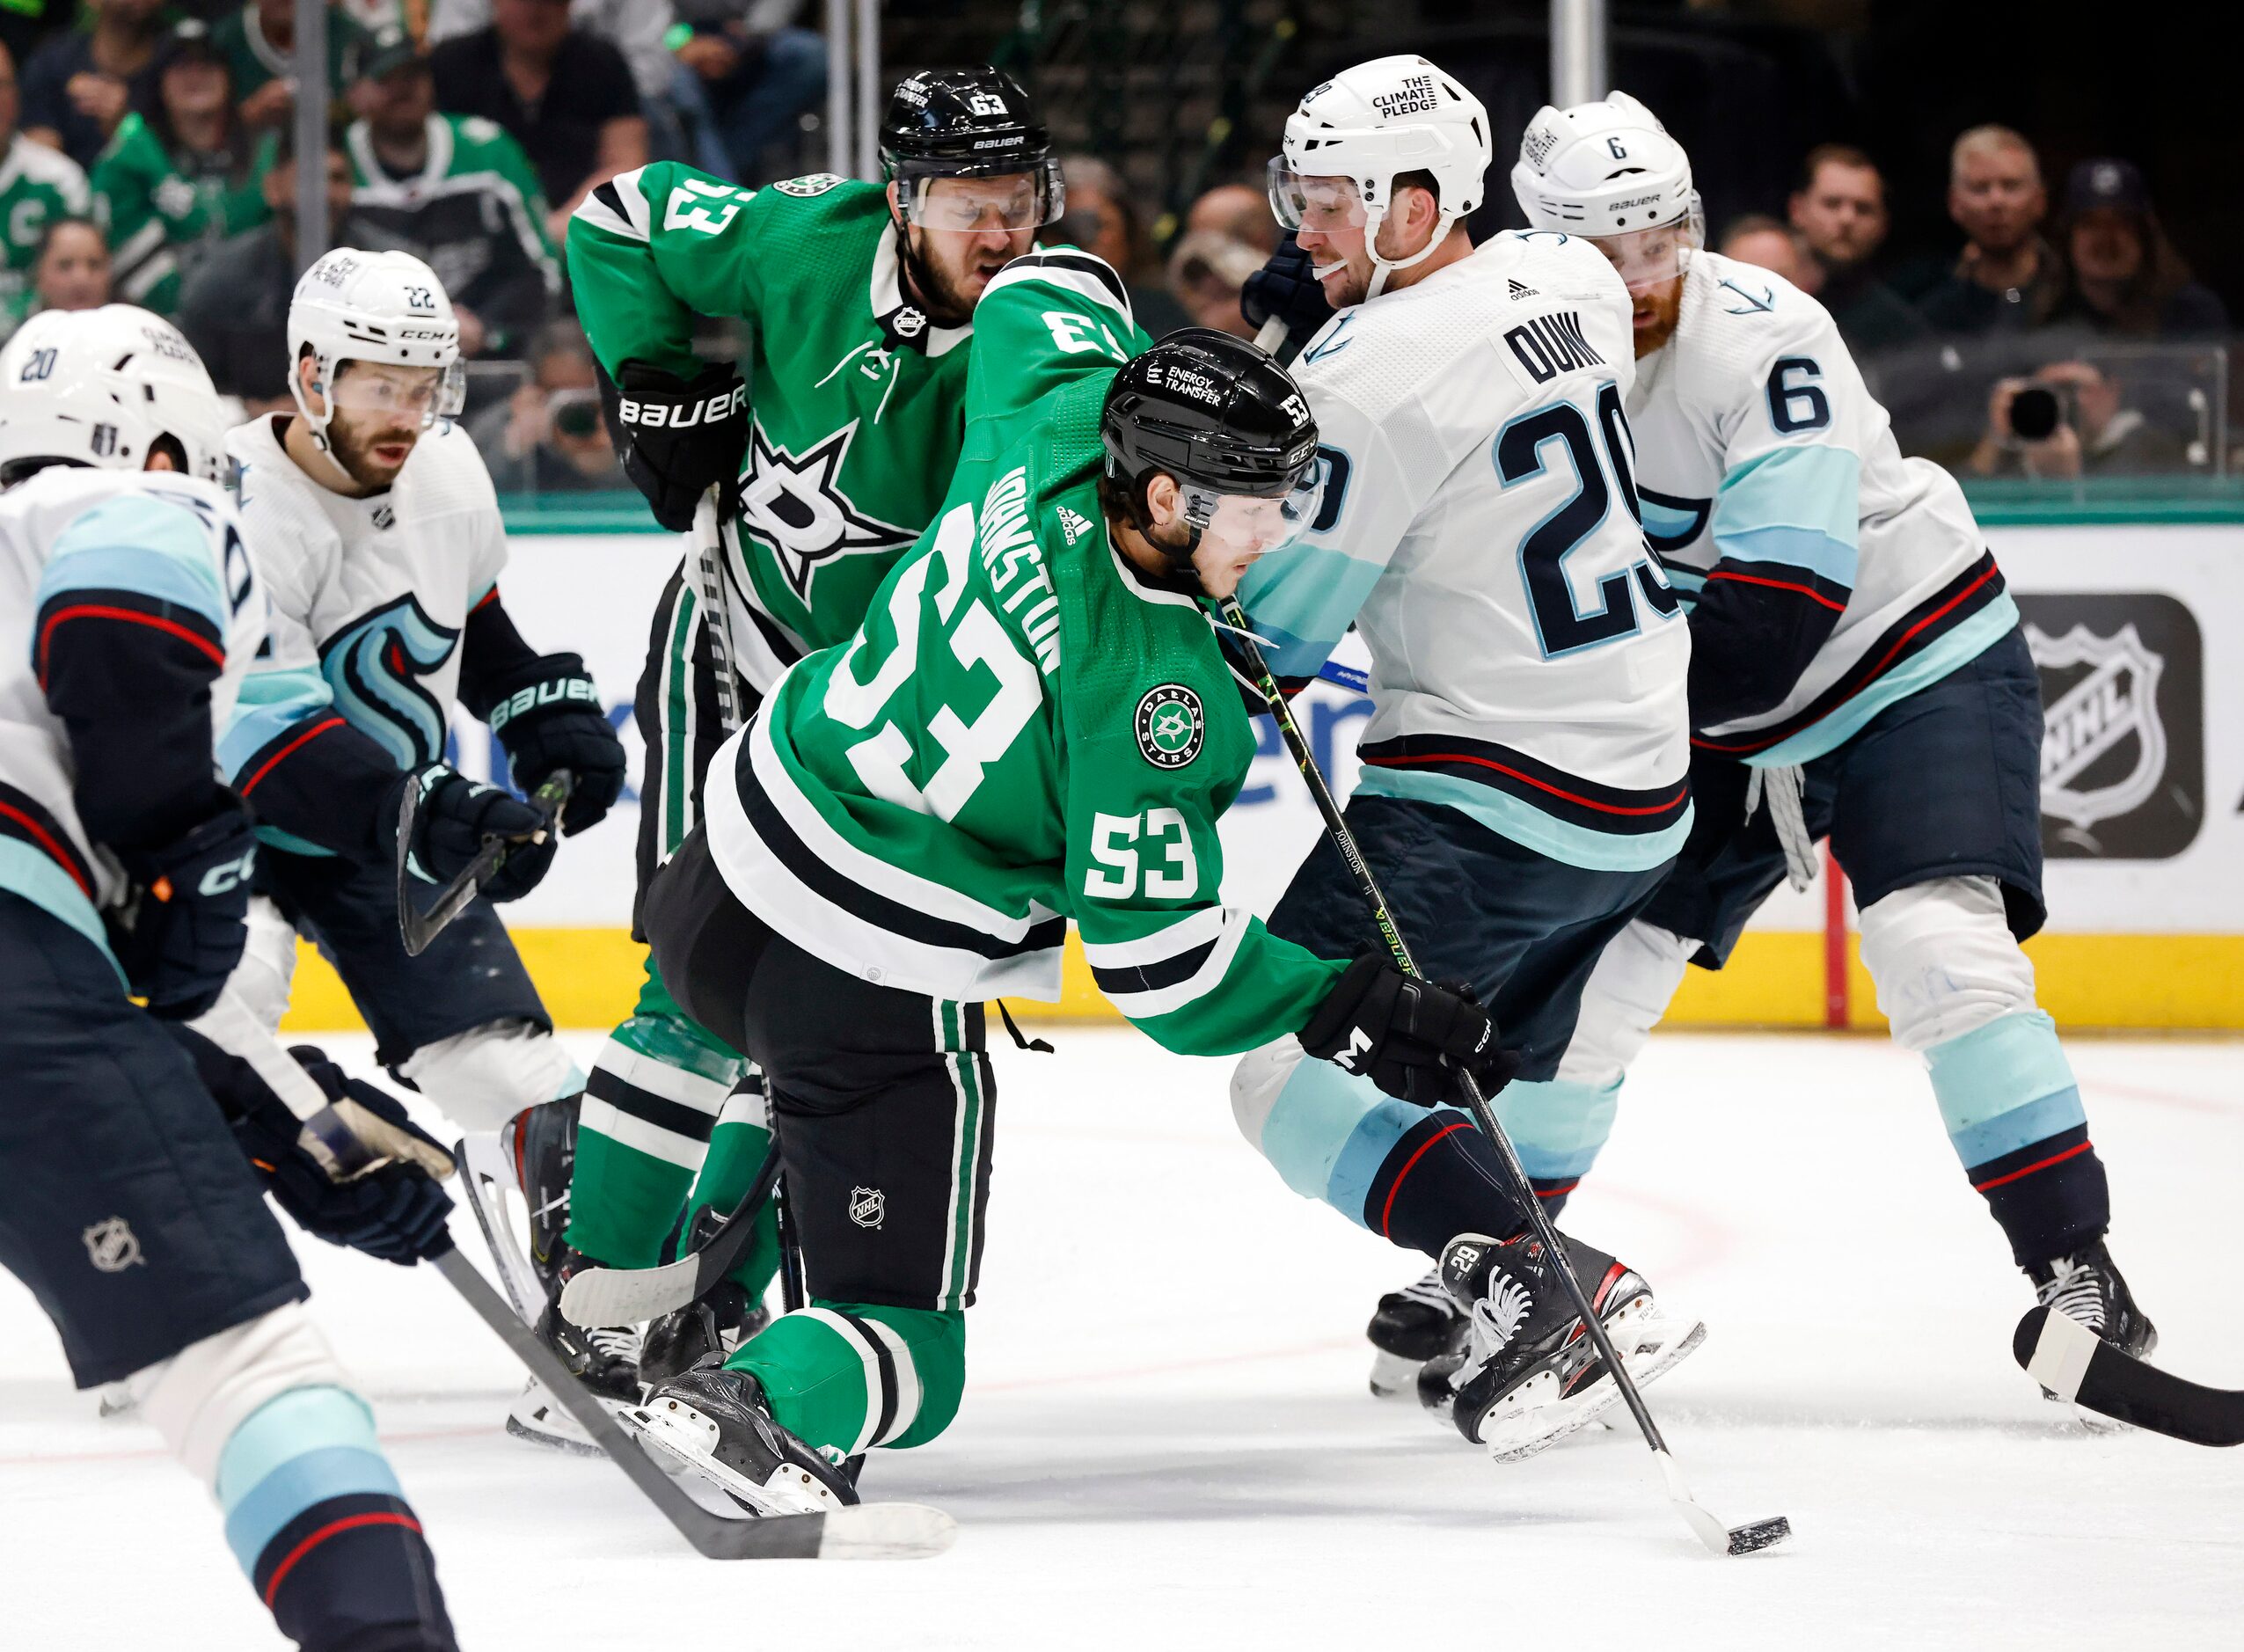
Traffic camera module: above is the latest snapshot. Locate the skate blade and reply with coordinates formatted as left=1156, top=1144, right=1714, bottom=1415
left=1369, top=1349, right=1423, bottom=1400
left=457, top=1132, right=543, bottom=1324
left=1483, top=1312, right=1707, bottom=1465
left=504, top=1377, right=615, bottom=1458
left=619, top=1400, right=844, bottom=1520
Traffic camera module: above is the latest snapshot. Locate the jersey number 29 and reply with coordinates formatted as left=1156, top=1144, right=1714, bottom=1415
left=1495, top=382, right=1678, bottom=658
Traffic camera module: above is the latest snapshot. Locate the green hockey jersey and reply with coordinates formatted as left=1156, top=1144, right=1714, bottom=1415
left=569, top=166, right=978, bottom=688
left=701, top=363, right=1345, bottom=1057
left=0, top=132, right=91, bottom=338
left=91, top=114, right=274, bottom=315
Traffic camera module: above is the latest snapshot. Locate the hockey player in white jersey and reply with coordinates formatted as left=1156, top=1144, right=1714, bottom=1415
left=211, top=249, right=632, bottom=1445
left=1358, top=93, right=2153, bottom=1403
left=1224, top=56, right=1702, bottom=1456
left=0, top=306, right=460, bottom=1648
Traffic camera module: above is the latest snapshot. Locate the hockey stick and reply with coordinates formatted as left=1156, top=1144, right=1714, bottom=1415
left=2015, top=1306, right=2244, bottom=1447
left=1217, top=592, right=1790, bottom=1557
left=396, top=771, right=574, bottom=957
left=433, top=1240, right=955, bottom=1557
left=560, top=1135, right=784, bottom=1327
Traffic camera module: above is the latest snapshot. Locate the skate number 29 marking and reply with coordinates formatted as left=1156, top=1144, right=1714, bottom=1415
left=823, top=505, right=1042, bottom=822
left=1085, top=808, right=1197, bottom=900
left=1495, top=381, right=1677, bottom=659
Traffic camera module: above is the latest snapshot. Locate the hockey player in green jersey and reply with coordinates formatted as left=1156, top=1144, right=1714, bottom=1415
left=537, top=67, right=1072, bottom=1419
left=618, top=330, right=1517, bottom=1512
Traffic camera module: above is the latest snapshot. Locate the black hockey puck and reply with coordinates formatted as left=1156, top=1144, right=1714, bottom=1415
left=1726, top=1517, right=1793, bottom=1555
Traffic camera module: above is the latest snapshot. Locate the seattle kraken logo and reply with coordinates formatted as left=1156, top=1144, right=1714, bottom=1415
left=736, top=419, right=915, bottom=603
left=320, top=595, right=460, bottom=768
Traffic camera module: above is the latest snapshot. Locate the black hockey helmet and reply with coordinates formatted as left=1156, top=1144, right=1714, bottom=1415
left=1101, top=328, right=1323, bottom=566
left=880, top=67, right=1064, bottom=229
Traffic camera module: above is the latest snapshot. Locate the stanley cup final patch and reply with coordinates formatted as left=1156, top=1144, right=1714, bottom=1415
left=1135, top=683, right=1205, bottom=769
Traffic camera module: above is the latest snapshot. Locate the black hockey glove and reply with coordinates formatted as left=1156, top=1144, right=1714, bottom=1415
left=1240, top=232, right=1336, bottom=344
left=387, top=764, right=559, bottom=904
left=486, top=654, right=626, bottom=834
left=107, top=801, right=259, bottom=1020
left=228, top=1046, right=457, bottom=1266
left=1299, top=955, right=1522, bottom=1107
left=608, top=361, right=749, bottom=532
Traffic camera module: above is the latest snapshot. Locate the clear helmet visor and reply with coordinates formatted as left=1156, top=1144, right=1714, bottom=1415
left=1266, top=159, right=1371, bottom=235
left=1185, top=467, right=1326, bottom=562
left=325, top=358, right=466, bottom=426
left=897, top=161, right=1064, bottom=231
left=1586, top=205, right=1706, bottom=295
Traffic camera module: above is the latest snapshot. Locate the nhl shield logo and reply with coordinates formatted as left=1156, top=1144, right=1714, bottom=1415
left=1135, top=683, right=1205, bottom=769
left=848, top=1186, right=886, bottom=1230
left=2028, top=621, right=2166, bottom=833
left=82, top=1217, right=143, bottom=1273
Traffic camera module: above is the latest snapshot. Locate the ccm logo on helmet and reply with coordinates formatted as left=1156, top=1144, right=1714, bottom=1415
left=619, top=384, right=749, bottom=429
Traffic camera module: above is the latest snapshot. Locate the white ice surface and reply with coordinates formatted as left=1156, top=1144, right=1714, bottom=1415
left=4, top=1029, right=2240, bottom=1648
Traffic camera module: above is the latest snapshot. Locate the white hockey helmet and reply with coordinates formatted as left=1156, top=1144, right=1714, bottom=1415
left=287, top=246, right=466, bottom=450
left=1510, top=91, right=1703, bottom=292
left=0, top=304, right=232, bottom=486
left=1268, top=55, right=1490, bottom=299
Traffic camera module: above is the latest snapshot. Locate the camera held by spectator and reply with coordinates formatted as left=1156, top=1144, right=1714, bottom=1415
left=1973, top=358, right=2186, bottom=479
left=468, top=318, right=622, bottom=493
left=1166, top=229, right=1262, bottom=340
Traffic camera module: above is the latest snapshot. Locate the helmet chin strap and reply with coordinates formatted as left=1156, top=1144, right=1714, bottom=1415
left=1362, top=200, right=1460, bottom=301
left=288, top=357, right=363, bottom=491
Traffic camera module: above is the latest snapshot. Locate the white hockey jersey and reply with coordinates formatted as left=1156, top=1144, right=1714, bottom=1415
left=1239, top=230, right=1692, bottom=873
left=218, top=414, right=508, bottom=830
left=0, top=469, right=266, bottom=947
left=1626, top=250, right=2014, bottom=767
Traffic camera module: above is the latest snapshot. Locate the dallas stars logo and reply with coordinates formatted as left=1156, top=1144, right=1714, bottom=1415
left=736, top=420, right=916, bottom=602
left=1056, top=506, right=1093, bottom=545
left=1135, top=683, right=1205, bottom=770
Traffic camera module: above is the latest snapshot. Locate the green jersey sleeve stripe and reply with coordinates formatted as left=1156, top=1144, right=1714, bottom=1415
left=983, top=251, right=1134, bottom=321
left=575, top=170, right=650, bottom=242
left=1078, top=903, right=1228, bottom=967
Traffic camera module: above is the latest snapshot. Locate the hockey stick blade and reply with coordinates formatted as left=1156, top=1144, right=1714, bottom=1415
left=398, top=771, right=574, bottom=957
left=1656, top=1450, right=1791, bottom=1556
left=560, top=1138, right=781, bottom=1327
left=2014, top=1305, right=2244, bottom=1447
left=433, top=1245, right=955, bottom=1557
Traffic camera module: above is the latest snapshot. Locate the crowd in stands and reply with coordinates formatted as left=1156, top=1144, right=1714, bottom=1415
left=0, top=3, right=2232, bottom=490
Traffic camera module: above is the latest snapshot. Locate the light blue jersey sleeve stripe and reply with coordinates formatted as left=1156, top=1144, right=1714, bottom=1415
left=220, top=665, right=334, bottom=780
left=1714, top=523, right=1858, bottom=589
left=1237, top=542, right=1385, bottom=679
left=38, top=498, right=228, bottom=634
left=1712, top=445, right=1860, bottom=587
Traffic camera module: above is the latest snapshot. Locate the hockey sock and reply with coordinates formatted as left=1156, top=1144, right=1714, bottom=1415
left=216, top=1385, right=454, bottom=1651
left=1926, top=1011, right=2110, bottom=1267
left=1489, top=1077, right=1622, bottom=1216
left=723, top=1303, right=966, bottom=1457
left=1241, top=1053, right=1528, bottom=1253
left=569, top=1005, right=744, bottom=1269
left=678, top=1087, right=782, bottom=1301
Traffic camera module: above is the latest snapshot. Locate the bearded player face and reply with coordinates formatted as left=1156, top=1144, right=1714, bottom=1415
left=892, top=174, right=1039, bottom=324
left=315, top=360, right=445, bottom=489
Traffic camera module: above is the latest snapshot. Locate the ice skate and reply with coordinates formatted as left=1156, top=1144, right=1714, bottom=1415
left=1422, top=1231, right=1703, bottom=1462
left=640, top=1279, right=772, bottom=1390
left=623, top=1359, right=859, bottom=1518
left=2028, top=1239, right=2156, bottom=1424
left=1366, top=1268, right=1466, bottom=1400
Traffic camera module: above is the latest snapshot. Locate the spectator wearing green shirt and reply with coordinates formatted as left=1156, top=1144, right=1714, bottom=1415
left=91, top=20, right=274, bottom=316
left=341, top=25, right=557, bottom=358
left=0, top=37, right=93, bottom=342
left=213, top=0, right=365, bottom=135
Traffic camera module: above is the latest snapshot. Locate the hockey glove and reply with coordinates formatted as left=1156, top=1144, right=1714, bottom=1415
left=485, top=653, right=626, bottom=834
left=387, top=764, right=559, bottom=904
left=107, top=801, right=259, bottom=1020
left=229, top=1046, right=457, bottom=1266
left=1240, top=232, right=1336, bottom=343
left=608, top=361, right=749, bottom=532
left=1299, top=955, right=1521, bottom=1107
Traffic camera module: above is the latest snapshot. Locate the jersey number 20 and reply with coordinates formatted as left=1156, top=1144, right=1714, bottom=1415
left=1495, top=383, right=1679, bottom=658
